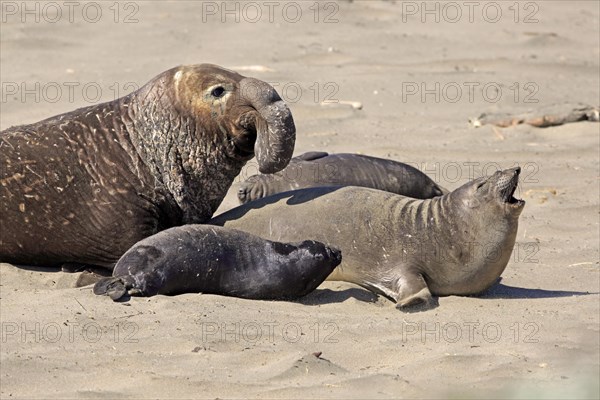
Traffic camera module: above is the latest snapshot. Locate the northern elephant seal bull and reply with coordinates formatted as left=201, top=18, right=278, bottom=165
left=1, top=64, right=295, bottom=269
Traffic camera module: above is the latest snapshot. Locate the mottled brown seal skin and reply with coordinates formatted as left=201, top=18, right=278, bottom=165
left=93, top=225, right=341, bottom=301
left=212, top=168, right=525, bottom=310
left=237, top=152, right=447, bottom=204
left=0, top=64, right=296, bottom=269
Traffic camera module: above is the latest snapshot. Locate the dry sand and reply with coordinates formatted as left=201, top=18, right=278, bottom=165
left=1, top=1, right=599, bottom=399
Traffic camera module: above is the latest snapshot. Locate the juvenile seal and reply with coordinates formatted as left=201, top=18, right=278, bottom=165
left=93, top=225, right=341, bottom=301
left=237, top=152, right=447, bottom=203
left=212, top=167, right=525, bottom=309
left=0, top=64, right=295, bottom=269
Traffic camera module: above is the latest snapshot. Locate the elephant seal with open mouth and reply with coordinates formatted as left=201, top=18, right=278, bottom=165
left=237, top=152, right=447, bottom=203
left=212, top=167, right=525, bottom=310
left=0, top=64, right=295, bottom=270
left=93, top=225, right=341, bottom=301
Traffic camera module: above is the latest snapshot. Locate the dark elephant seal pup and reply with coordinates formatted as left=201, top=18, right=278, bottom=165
left=212, top=168, right=525, bottom=309
left=94, top=225, right=341, bottom=301
left=1, top=64, right=295, bottom=269
left=237, top=152, right=447, bottom=204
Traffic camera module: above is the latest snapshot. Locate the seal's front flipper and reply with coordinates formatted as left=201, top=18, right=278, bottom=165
left=293, top=151, right=329, bottom=161
left=93, top=277, right=130, bottom=301
left=394, top=274, right=437, bottom=312
left=396, top=290, right=439, bottom=313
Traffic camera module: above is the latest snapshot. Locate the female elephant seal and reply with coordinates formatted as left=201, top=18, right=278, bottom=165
left=93, top=225, right=341, bottom=301
left=237, top=152, right=447, bottom=203
left=212, top=167, right=525, bottom=310
left=0, top=64, right=295, bottom=269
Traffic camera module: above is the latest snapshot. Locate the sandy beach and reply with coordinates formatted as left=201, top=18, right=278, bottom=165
left=1, top=1, right=598, bottom=398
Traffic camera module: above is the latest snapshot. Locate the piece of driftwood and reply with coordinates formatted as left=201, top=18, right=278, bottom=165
left=470, top=104, right=599, bottom=128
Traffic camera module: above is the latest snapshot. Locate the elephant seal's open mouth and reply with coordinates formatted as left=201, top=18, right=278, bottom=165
left=497, top=167, right=525, bottom=207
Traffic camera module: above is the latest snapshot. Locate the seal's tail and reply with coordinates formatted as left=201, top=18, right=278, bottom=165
left=93, top=277, right=130, bottom=301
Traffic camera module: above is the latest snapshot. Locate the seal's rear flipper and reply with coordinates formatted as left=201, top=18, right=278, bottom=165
left=93, top=277, right=129, bottom=301
left=293, top=151, right=329, bottom=161
left=76, top=270, right=110, bottom=287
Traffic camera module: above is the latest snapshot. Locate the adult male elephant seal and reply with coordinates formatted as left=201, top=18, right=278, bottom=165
left=237, top=152, right=447, bottom=203
left=212, top=167, right=525, bottom=310
left=0, top=64, right=295, bottom=269
left=94, top=225, right=341, bottom=301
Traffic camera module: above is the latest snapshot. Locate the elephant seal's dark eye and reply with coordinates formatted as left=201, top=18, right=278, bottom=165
left=211, top=86, right=225, bottom=98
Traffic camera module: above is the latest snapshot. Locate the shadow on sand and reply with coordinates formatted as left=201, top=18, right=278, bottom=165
left=299, top=287, right=381, bottom=306
left=296, top=280, right=593, bottom=310
left=479, top=282, right=592, bottom=299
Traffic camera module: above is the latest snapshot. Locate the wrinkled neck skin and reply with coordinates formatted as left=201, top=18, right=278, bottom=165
left=390, top=190, right=519, bottom=296
left=121, top=79, right=246, bottom=224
